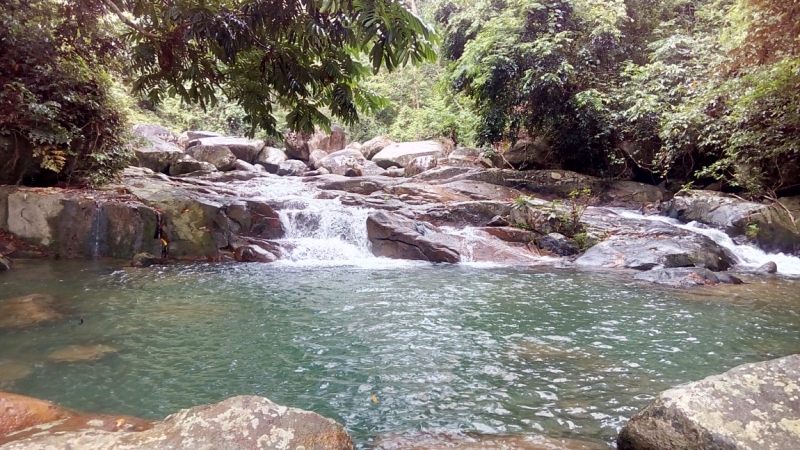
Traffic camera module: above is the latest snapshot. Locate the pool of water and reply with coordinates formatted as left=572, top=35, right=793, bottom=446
left=2, top=260, right=799, bottom=448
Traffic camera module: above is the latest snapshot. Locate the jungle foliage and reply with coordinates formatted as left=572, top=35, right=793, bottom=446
left=434, top=0, right=800, bottom=194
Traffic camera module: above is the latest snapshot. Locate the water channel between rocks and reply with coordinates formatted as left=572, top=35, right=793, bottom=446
left=2, top=259, right=800, bottom=448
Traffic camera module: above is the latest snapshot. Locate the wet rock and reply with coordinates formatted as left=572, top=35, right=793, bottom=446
left=277, top=160, right=309, bottom=176
left=756, top=261, right=778, bottom=274
left=131, top=124, right=183, bottom=173
left=48, top=344, right=118, bottom=363
left=374, top=430, right=607, bottom=450
left=360, top=136, right=395, bottom=160
left=176, top=130, right=221, bottom=150
left=618, top=354, right=800, bottom=450
left=254, top=146, right=288, bottom=173
left=0, top=361, right=32, bottom=389
left=0, top=294, right=61, bottom=329
left=1, top=395, right=355, bottom=450
left=0, top=255, right=9, bottom=271
left=662, top=190, right=800, bottom=254
left=715, top=272, right=744, bottom=284
left=233, top=245, right=278, bottom=263
left=575, top=227, right=734, bottom=271
left=185, top=145, right=237, bottom=171
left=479, top=226, right=537, bottom=243
left=404, top=155, right=438, bottom=177
left=131, top=252, right=162, bottom=268
left=373, top=141, right=445, bottom=169
left=168, top=155, right=218, bottom=176
left=416, top=201, right=513, bottom=228
left=186, top=136, right=265, bottom=163
left=487, top=215, right=510, bottom=227
left=366, top=211, right=460, bottom=263
left=535, top=233, right=580, bottom=256
left=633, top=267, right=725, bottom=287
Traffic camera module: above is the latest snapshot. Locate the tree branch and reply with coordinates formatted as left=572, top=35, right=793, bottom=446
left=100, top=0, right=164, bottom=40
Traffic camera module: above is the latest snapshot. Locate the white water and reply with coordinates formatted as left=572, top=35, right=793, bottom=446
left=616, top=210, right=800, bottom=276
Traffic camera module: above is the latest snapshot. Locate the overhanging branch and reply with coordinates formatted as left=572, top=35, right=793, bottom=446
left=100, top=0, right=164, bottom=40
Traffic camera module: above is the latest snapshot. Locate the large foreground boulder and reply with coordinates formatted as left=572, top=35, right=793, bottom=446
left=617, top=354, right=800, bottom=450
left=662, top=190, right=800, bottom=254
left=372, top=141, right=445, bottom=169
left=366, top=211, right=460, bottom=263
left=0, top=394, right=355, bottom=450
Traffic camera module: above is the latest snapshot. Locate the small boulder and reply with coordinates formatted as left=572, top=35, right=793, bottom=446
left=186, top=137, right=265, bottom=163
left=386, top=167, right=406, bottom=178
left=255, top=146, right=288, bottom=173
left=372, top=141, right=445, bottom=169
left=366, top=211, right=460, bottom=263
left=756, top=261, right=778, bottom=274
left=131, top=252, right=162, bottom=268
left=404, top=155, right=438, bottom=177
left=177, top=130, right=221, bottom=150
left=360, top=136, right=395, bottom=160
left=168, top=156, right=217, bottom=176
left=185, top=145, right=237, bottom=171
left=232, top=159, right=258, bottom=172
left=277, top=160, right=308, bottom=176
left=233, top=245, right=278, bottom=263
left=317, top=149, right=367, bottom=176
left=535, top=233, right=580, bottom=256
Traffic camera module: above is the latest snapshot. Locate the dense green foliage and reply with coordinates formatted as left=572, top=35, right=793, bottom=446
left=0, top=0, right=131, bottom=186
left=435, top=0, right=800, bottom=194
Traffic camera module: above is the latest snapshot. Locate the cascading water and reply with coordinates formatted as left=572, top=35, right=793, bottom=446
left=616, top=210, right=800, bottom=276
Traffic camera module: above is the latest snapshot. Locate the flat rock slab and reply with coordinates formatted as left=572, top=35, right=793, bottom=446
left=618, top=354, right=800, bottom=450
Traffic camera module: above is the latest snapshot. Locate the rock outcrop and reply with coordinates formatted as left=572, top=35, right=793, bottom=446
left=366, top=211, right=460, bottom=263
left=0, top=394, right=354, bottom=450
left=617, top=354, right=800, bottom=450
left=662, top=190, right=800, bottom=254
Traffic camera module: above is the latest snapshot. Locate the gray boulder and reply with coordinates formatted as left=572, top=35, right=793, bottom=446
left=0, top=395, right=355, bottom=450
left=756, top=261, right=778, bottom=274
left=360, top=136, right=395, bottom=160
left=446, top=147, right=493, bottom=168
left=372, top=141, right=445, bottom=169
left=186, top=136, right=265, bottom=163
left=232, top=159, right=259, bottom=172
left=575, top=226, right=734, bottom=271
left=366, top=211, right=460, bottom=263
left=255, top=147, right=288, bottom=173
left=309, top=149, right=329, bottom=169
left=185, top=145, right=237, bottom=171
left=168, top=156, right=217, bottom=176
left=404, top=155, right=438, bottom=177
left=662, top=190, right=800, bottom=254
left=362, top=160, right=388, bottom=176
left=176, top=130, right=221, bottom=150
left=233, top=245, right=278, bottom=263
left=618, top=354, right=800, bottom=450
left=131, top=124, right=183, bottom=173
left=131, top=252, right=163, bottom=268
left=277, top=160, right=308, bottom=176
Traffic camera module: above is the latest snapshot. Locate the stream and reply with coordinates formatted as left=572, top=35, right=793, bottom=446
left=2, top=175, right=800, bottom=448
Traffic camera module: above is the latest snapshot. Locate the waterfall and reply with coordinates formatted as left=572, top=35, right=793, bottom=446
left=615, top=210, right=800, bottom=276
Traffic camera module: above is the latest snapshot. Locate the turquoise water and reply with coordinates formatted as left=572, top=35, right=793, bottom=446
left=1, top=260, right=799, bottom=447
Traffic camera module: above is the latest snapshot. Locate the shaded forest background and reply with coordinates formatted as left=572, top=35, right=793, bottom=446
left=1, top=0, right=798, bottom=195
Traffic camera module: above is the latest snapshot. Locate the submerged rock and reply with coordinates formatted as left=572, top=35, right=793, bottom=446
left=1, top=395, right=355, bottom=450
left=617, top=354, right=800, bottom=450
left=374, top=430, right=608, bottom=450
left=756, top=261, right=778, bottom=274
left=632, top=267, right=742, bottom=288
left=131, top=252, right=162, bottom=268
left=0, top=361, right=32, bottom=389
left=47, top=344, right=118, bottom=363
left=0, top=294, right=61, bottom=329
